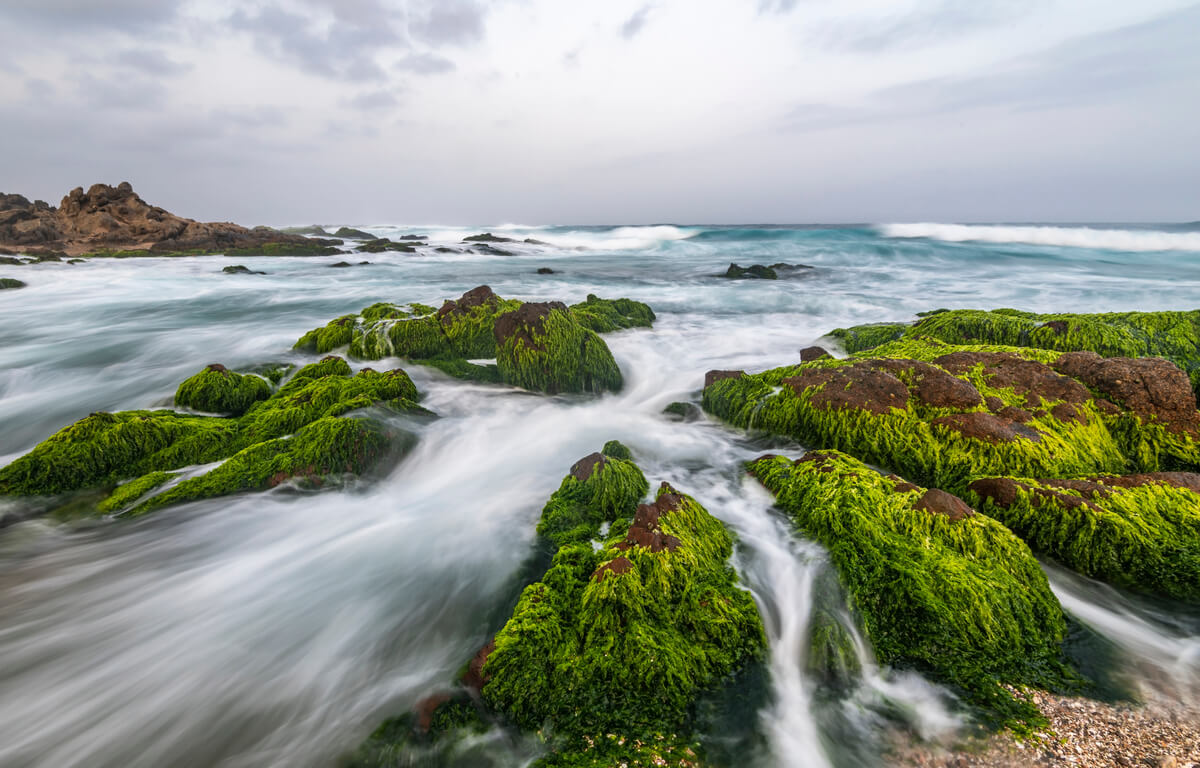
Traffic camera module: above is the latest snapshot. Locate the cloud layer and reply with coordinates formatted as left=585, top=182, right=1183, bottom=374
left=0, top=0, right=1196, bottom=224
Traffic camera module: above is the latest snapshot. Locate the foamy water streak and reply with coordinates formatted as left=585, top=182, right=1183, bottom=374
left=2, top=224, right=1200, bottom=767
left=880, top=223, right=1200, bottom=252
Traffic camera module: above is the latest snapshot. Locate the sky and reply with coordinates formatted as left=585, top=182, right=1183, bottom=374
left=0, top=0, right=1197, bottom=225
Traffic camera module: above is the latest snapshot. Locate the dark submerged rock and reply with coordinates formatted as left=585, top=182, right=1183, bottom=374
left=221, top=264, right=265, bottom=275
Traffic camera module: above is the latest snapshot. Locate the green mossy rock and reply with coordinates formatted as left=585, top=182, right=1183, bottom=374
left=128, top=416, right=401, bottom=516
left=98, top=471, right=178, bottom=514
left=535, top=446, right=649, bottom=549
left=239, top=362, right=421, bottom=446
left=357, top=448, right=764, bottom=766
left=827, top=322, right=908, bottom=353
left=829, top=308, right=1200, bottom=391
left=175, top=364, right=272, bottom=416
left=494, top=302, right=623, bottom=395
left=749, top=451, right=1075, bottom=729
left=0, top=411, right=239, bottom=496
left=0, top=277, right=26, bottom=289
left=702, top=340, right=1137, bottom=494
left=0, top=356, right=424, bottom=516
left=568, top=294, right=656, bottom=333
left=294, top=287, right=652, bottom=395
left=483, top=465, right=765, bottom=760
left=294, top=314, right=357, bottom=354
left=967, top=472, right=1200, bottom=601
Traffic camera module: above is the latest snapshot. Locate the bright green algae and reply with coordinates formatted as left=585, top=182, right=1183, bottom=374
left=829, top=308, right=1200, bottom=389
left=0, top=356, right=423, bottom=515
left=175, top=364, right=271, bottom=416
left=701, top=340, right=1130, bottom=494
left=295, top=287, right=647, bottom=395
left=352, top=444, right=766, bottom=767
left=127, top=417, right=397, bottom=516
left=0, top=410, right=239, bottom=496
left=568, top=294, right=657, bottom=333
left=97, top=471, right=178, bottom=513
left=484, top=478, right=764, bottom=763
left=749, top=451, right=1075, bottom=729
left=967, top=474, right=1200, bottom=601
left=494, top=304, right=623, bottom=395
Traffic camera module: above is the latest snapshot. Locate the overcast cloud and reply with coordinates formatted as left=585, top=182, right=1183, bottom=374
left=0, top=0, right=1196, bottom=224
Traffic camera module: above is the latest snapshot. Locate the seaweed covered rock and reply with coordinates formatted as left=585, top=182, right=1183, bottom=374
left=483, top=471, right=765, bottom=762
left=355, top=446, right=764, bottom=766
left=493, top=301, right=623, bottom=394
left=436, top=285, right=522, bottom=358
left=127, top=416, right=403, bottom=516
left=536, top=441, right=649, bottom=548
left=829, top=308, right=1200, bottom=392
left=0, top=411, right=239, bottom=496
left=721, top=263, right=776, bottom=280
left=968, top=472, right=1200, bottom=601
left=703, top=340, right=1138, bottom=493
left=0, top=277, right=25, bottom=289
left=293, top=288, right=650, bottom=395
left=294, top=314, right=357, bottom=354
left=0, top=357, right=424, bottom=516
left=749, top=451, right=1074, bottom=728
left=569, top=294, right=656, bottom=332
left=175, top=364, right=271, bottom=416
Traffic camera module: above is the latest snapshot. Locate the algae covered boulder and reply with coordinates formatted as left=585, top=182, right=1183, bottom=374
left=0, top=277, right=25, bottom=289
left=568, top=294, right=656, bottom=332
left=494, top=301, right=623, bottom=394
left=968, top=472, right=1200, bottom=602
left=702, top=340, right=1139, bottom=493
left=829, top=308, right=1200, bottom=391
left=353, top=444, right=765, bottom=766
left=749, top=450, right=1075, bottom=727
left=0, top=356, right=425, bottom=516
left=175, top=364, right=271, bottom=416
left=292, top=287, right=650, bottom=395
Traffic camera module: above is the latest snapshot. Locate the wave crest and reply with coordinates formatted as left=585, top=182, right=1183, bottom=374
left=880, top=223, right=1200, bottom=252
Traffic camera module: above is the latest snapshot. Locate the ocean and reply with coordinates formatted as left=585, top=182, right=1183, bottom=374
left=0, top=223, right=1198, bottom=767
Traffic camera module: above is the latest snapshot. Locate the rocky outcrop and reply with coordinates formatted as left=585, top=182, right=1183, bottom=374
left=0, top=182, right=342, bottom=257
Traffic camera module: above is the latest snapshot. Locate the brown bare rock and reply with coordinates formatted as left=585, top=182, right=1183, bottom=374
left=614, top=481, right=683, bottom=554
left=593, top=555, right=634, bottom=582
left=913, top=488, right=976, bottom=521
left=800, top=346, right=830, bottom=362
left=934, top=351, right=1091, bottom=408
left=704, top=369, right=745, bottom=388
left=932, top=411, right=1044, bottom=444
left=1053, top=352, right=1200, bottom=436
left=570, top=452, right=609, bottom=482
left=461, top=638, right=496, bottom=693
left=436, top=285, right=499, bottom=321
left=414, top=693, right=453, bottom=732
left=0, top=182, right=341, bottom=256
left=968, top=477, right=1101, bottom=512
left=869, top=359, right=983, bottom=410
left=783, top=363, right=910, bottom=415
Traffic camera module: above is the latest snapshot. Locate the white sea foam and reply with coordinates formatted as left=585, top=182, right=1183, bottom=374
left=537, top=225, right=695, bottom=251
left=880, top=223, right=1200, bottom=252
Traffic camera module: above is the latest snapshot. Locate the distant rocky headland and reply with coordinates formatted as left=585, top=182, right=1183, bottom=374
left=0, top=182, right=341, bottom=258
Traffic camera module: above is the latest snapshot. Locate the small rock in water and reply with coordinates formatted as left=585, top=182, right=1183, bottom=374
left=463, top=232, right=515, bottom=243
left=0, top=277, right=26, bottom=289
left=721, top=262, right=777, bottom=279
left=536, top=267, right=556, bottom=274
left=222, top=264, right=266, bottom=275
left=328, top=261, right=352, bottom=268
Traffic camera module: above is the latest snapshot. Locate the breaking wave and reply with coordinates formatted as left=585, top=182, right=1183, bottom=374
left=879, top=223, right=1200, bottom=252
